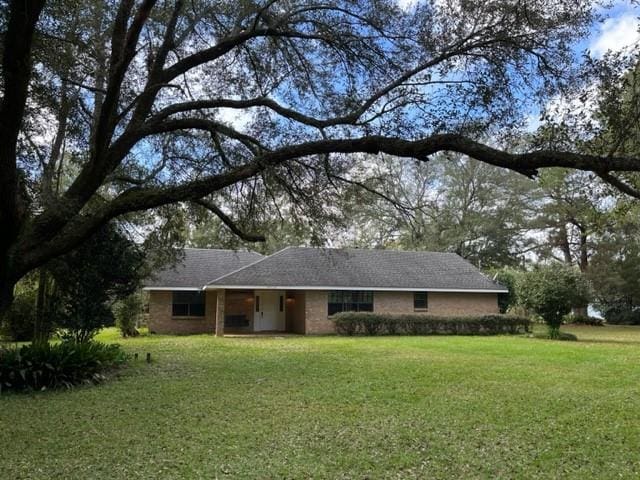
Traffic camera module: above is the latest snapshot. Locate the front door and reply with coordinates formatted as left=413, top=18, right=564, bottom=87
left=254, top=291, right=285, bottom=331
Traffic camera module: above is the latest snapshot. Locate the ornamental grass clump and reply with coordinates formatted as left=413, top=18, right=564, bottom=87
left=0, top=341, right=128, bottom=393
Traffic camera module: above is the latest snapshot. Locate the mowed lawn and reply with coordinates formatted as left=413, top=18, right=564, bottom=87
left=2, top=327, right=640, bottom=479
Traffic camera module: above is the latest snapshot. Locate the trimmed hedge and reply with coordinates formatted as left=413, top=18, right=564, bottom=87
left=0, top=341, right=128, bottom=393
left=331, top=312, right=530, bottom=336
left=562, top=314, right=605, bottom=326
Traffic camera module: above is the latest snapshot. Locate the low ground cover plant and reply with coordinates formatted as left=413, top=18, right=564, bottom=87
left=331, top=312, right=530, bottom=336
left=0, top=341, right=128, bottom=393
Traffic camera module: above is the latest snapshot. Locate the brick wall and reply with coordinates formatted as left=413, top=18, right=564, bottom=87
left=304, top=290, right=333, bottom=334
left=148, top=289, right=500, bottom=335
left=373, top=291, right=414, bottom=314
left=286, top=290, right=306, bottom=334
left=304, top=290, right=500, bottom=335
left=374, top=291, right=499, bottom=316
left=427, top=292, right=499, bottom=315
left=147, top=290, right=216, bottom=334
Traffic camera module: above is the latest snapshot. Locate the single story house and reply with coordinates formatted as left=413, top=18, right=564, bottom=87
left=143, top=247, right=507, bottom=335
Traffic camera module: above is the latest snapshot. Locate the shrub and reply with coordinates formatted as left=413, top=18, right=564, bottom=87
left=47, top=223, right=146, bottom=343
left=0, top=292, right=37, bottom=342
left=601, top=305, right=640, bottom=325
left=489, top=267, right=520, bottom=313
left=516, top=264, right=591, bottom=339
left=0, top=341, right=128, bottom=393
left=562, top=314, right=605, bottom=326
left=333, top=313, right=360, bottom=335
left=114, top=293, right=143, bottom=337
left=330, top=312, right=530, bottom=336
left=361, top=315, right=384, bottom=335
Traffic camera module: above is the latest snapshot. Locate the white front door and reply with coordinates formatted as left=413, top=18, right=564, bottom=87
left=254, top=291, right=285, bottom=331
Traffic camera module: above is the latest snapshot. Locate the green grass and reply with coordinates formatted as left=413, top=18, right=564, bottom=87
left=2, top=326, right=640, bottom=479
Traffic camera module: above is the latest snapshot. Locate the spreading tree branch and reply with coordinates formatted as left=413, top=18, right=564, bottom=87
left=597, top=171, right=640, bottom=200
left=16, top=132, right=640, bottom=274
left=193, top=199, right=266, bottom=242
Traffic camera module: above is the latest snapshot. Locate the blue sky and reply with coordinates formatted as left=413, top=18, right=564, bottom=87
left=583, top=1, right=640, bottom=57
left=395, top=0, right=639, bottom=58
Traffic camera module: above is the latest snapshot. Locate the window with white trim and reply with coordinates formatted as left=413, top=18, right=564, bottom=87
left=328, top=291, right=373, bottom=315
left=172, top=291, right=205, bottom=317
left=413, top=292, right=428, bottom=311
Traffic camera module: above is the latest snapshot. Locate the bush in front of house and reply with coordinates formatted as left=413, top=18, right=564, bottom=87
left=562, top=313, right=605, bottom=326
left=331, top=312, right=530, bottom=336
left=114, top=293, right=143, bottom=338
left=0, top=341, right=128, bottom=393
left=600, top=304, right=640, bottom=325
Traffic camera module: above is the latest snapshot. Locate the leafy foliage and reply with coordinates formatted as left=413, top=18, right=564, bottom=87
left=0, top=278, right=37, bottom=342
left=47, top=223, right=145, bottom=343
left=4, top=0, right=630, bottom=316
left=341, top=156, right=538, bottom=267
left=490, top=267, right=520, bottom=313
left=515, top=264, right=591, bottom=338
left=600, top=305, right=640, bottom=325
left=331, top=312, right=530, bottom=336
left=0, top=341, right=128, bottom=393
left=586, top=210, right=640, bottom=324
left=113, top=293, right=143, bottom=338
left=562, top=314, right=605, bottom=326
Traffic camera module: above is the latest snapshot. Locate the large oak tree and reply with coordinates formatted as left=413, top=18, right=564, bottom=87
left=1, top=0, right=640, bottom=311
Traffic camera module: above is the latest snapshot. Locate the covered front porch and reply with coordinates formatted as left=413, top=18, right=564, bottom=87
left=212, top=289, right=306, bottom=336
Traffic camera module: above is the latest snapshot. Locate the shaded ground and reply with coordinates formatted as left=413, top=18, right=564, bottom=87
left=2, top=326, right=640, bottom=479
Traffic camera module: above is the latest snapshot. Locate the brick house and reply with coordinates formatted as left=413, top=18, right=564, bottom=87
left=143, top=247, right=507, bottom=335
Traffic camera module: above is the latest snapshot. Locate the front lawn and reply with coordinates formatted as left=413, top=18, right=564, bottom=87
left=2, top=326, right=640, bottom=478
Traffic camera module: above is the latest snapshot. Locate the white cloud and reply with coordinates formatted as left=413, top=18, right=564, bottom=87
left=217, top=107, right=254, bottom=131
left=396, top=0, right=420, bottom=10
left=524, top=112, right=542, bottom=133
left=590, top=13, right=640, bottom=57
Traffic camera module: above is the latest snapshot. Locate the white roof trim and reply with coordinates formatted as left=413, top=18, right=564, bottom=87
left=142, top=287, right=202, bottom=291
left=204, top=285, right=507, bottom=293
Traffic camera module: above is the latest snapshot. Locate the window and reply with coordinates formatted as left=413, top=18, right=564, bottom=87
left=413, top=292, right=428, bottom=310
left=255, top=295, right=260, bottom=312
left=279, top=295, right=284, bottom=312
left=328, top=291, right=373, bottom=315
left=172, top=291, right=205, bottom=317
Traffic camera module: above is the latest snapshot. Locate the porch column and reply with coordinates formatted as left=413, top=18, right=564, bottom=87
left=215, top=289, right=225, bottom=337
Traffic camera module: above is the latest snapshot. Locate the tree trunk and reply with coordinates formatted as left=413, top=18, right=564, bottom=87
left=0, top=0, right=46, bottom=316
left=559, top=224, right=572, bottom=264
left=33, top=269, right=51, bottom=344
left=572, top=228, right=589, bottom=318
left=0, top=275, right=15, bottom=316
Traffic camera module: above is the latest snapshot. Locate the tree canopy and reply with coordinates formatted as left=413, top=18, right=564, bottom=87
left=1, top=0, right=640, bottom=311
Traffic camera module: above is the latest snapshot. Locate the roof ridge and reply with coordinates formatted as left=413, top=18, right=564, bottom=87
left=284, top=246, right=456, bottom=255
left=183, top=247, right=262, bottom=254
left=204, top=246, right=290, bottom=285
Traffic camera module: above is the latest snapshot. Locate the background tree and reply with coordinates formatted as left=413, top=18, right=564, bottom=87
left=341, top=154, right=537, bottom=267
left=2, top=0, right=640, bottom=314
left=489, top=267, right=520, bottom=314
left=586, top=204, right=640, bottom=324
left=46, top=223, right=145, bottom=343
left=516, top=264, right=591, bottom=338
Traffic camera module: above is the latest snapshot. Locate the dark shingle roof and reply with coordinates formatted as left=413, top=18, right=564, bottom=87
left=207, top=247, right=507, bottom=292
left=144, top=248, right=264, bottom=289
